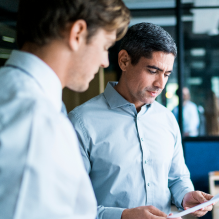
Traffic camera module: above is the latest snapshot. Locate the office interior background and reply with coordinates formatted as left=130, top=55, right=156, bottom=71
left=1, top=0, right=219, bottom=218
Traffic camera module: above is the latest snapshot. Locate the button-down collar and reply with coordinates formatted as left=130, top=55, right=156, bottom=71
left=104, top=81, right=151, bottom=114
left=104, top=81, right=130, bottom=109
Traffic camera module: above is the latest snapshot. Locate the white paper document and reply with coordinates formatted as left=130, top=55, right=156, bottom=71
left=167, top=193, right=219, bottom=218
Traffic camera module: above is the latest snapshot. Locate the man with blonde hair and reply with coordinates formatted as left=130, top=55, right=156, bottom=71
left=0, top=0, right=130, bottom=219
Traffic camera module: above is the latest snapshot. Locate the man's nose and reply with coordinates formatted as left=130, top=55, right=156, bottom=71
left=153, top=74, right=165, bottom=89
left=100, top=53, right=109, bottom=68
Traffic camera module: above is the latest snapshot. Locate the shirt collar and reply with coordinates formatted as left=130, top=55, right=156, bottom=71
left=6, top=50, right=62, bottom=112
left=104, top=82, right=151, bottom=111
left=104, top=82, right=130, bottom=109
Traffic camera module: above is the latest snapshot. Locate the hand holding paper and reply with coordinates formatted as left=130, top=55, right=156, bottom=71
left=183, top=191, right=214, bottom=217
left=167, top=191, right=219, bottom=218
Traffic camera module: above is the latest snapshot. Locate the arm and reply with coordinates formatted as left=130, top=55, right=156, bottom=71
left=69, top=111, right=126, bottom=219
left=169, top=117, right=213, bottom=217
left=168, top=121, right=194, bottom=210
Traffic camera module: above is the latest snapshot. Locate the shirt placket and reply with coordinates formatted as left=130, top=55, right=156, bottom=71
left=136, top=114, right=153, bottom=206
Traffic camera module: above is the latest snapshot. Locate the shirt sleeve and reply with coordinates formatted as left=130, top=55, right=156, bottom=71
left=168, top=120, right=194, bottom=210
left=68, top=110, right=126, bottom=219
left=97, top=206, right=125, bottom=219
left=0, top=103, right=96, bottom=219
left=68, top=111, right=92, bottom=173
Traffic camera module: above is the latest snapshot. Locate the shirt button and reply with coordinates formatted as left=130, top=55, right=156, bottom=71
left=144, top=160, right=147, bottom=164
left=147, top=183, right=150, bottom=186
left=141, top=138, right=143, bottom=141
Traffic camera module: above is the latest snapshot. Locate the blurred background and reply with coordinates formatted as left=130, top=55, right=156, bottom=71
left=1, top=0, right=219, bottom=218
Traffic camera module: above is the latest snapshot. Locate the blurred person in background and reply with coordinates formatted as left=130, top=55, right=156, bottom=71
left=173, top=87, right=200, bottom=136
left=0, top=0, right=130, bottom=219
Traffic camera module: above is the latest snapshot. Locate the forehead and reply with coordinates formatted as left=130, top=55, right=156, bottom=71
left=138, top=51, right=175, bottom=69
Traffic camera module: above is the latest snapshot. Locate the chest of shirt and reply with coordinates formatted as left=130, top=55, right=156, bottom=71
left=87, top=110, right=176, bottom=173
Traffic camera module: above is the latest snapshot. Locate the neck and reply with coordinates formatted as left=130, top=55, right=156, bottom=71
left=114, top=77, right=145, bottom=112
left=183, top=100, right=189, bottom=106
left=21, top=41, right=70, bottom=88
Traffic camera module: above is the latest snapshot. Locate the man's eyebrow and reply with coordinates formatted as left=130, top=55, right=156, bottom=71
left=147, top=65, right=172, bottom=73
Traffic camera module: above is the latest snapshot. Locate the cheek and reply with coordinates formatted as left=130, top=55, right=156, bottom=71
left=129, top=77, right=142, bottom=91
left=165, top=77, right=169, bottom=85
left=141, top=76, right=153, bottom=88
left=158, top=90, right=163, bottom=95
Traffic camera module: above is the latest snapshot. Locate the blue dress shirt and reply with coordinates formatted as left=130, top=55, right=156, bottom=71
left=68, top=82, right=194, bottom=219
left=0, top=50, right=97, bottom=219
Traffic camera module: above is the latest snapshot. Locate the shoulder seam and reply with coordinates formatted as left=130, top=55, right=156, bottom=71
left=71, top=112, right=89, bottom=141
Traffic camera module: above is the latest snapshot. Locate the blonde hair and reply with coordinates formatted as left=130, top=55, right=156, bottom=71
left=99, top=0, right=130, bottom=41
left=17, top=0, right=130, bottom=48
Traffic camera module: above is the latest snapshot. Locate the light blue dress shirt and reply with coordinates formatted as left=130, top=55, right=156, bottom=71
left=0, top=50, right=97, bottom=219
left=68, top=82, right=194, bottom=219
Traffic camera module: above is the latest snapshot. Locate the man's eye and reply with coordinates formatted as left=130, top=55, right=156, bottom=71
left=165, top=74, right=171, bottom=77
left=148, top=69, right=156, bottom=74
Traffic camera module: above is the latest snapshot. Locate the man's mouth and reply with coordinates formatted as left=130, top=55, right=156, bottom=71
left=147, top=90, right=158, bottom=97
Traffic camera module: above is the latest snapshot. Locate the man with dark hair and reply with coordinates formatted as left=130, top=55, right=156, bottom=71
left=0, top=0, right=130, bottom=219
left=119, top=22, right=177, bottom=65
left=69, top=23, right=213, bottom=219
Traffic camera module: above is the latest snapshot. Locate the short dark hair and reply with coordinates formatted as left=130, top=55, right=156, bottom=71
left=17, top=0, right=130, bottom=49
left=120, top=22, right=177, bottom=65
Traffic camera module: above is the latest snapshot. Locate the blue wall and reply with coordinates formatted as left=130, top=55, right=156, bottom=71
left=184, top=141, right=219, bottom=219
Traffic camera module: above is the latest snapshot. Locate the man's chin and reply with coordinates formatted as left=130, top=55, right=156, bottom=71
left=77, top=74, right=96, bottom=92
left=67, top=82, right=89, bottom=92
left=143, top=96, right=156, bottom=104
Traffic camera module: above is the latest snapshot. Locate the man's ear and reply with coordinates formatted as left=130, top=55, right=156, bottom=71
left=68, top=20, right=87, bottom=51
left=118, top=50, right=131, bottom=71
